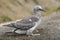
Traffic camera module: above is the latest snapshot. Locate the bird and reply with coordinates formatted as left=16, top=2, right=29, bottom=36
left=3, top=5, right=45, bottom=36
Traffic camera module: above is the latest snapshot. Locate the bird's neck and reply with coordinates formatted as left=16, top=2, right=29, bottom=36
left=33, top=11, right=41, bottom=19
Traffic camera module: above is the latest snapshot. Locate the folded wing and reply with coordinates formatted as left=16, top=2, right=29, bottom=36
left=3, top=16, right=39, bottom=30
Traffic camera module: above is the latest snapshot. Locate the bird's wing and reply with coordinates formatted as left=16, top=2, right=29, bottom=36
left=3, top=16, right=39, bottom=30
left=3, top=22, right=35, bottom=30
left=16, top=16, right=39, bottom=23
left=12, top=22, right=35, bottom=30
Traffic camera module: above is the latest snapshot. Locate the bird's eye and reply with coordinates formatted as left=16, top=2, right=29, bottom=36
left=38, top=9, right=41, bottom=10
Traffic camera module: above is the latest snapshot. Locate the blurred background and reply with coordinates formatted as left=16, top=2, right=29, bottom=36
left=0, top=0, right=60, bottom=23
left=0, top=0, right=60, bottom=40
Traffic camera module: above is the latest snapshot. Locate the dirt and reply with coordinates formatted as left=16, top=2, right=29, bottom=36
left=0, top=10, right=60, bottom=40
left=0, top=19, right=60, bottom=40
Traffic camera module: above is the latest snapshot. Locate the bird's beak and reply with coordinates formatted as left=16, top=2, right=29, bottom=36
left=41, top=9, right=46, bottom=12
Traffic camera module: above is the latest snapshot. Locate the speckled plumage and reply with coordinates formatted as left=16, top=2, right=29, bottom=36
left=3, top=5, right=45, bottom=35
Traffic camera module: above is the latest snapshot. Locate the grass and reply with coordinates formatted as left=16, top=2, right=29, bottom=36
left=9, top=0, right=18, bottom=6
left=1, top=1, right=16, bottom=13
left=0, top=15, right=12, bottom=22
left=22, top=6, right=32, bottom=15
left=57, top=0, right=60, bottom=2
left=10, top=0, right=23, bottom=6
left=24, top=0, right=28, bottom=3
left=56, top=6, right=60, bottom=11
left=33, top=0, right=40, bottom=5
left=14, top=0, right=23, bottom=6
left=0, top=4, right=2, bottom=8
left=0, top=0, right=60, bottom=23
left=6, top=5, right=16, bottom=13
left=16, top=0, right=23, bottom=6
left=44, top=6, right=59, bottom=16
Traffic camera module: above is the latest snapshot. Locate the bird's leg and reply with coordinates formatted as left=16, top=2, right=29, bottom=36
left=35, top=29, right=39, bottom=32
left=26, top=31, right=33, bottom=37
left=31, top=34, right=40, bottom=36
left=27, top=32, right=40, bottom=37
left=27, top=30, right=40, bottom=37
left=26, top=30, right=40, bottom=37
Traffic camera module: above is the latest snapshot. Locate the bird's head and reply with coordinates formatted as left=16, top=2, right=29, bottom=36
left=34, top=5, right=46, bottom=12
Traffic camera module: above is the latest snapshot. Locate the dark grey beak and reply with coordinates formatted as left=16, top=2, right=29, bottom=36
left=41, top=9, right=46, bottom=12
left=39, top=9, right=46, bottom=12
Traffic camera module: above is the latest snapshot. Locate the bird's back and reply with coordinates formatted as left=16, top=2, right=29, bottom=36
left=3, top=16, right=39, bottom=30
left=17, top=16, right=39, bottom=23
